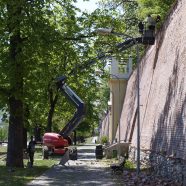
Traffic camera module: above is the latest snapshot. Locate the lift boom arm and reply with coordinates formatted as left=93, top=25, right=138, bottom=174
left=68, top=29, right=155, bottom=76
left=55, top=29, right=155, bottom=138
left=56, top=76, right=85, bottom=137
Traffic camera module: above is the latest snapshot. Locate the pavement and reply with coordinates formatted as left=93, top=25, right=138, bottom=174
left=27, top=142, right=125, bottom=186
left=26, top=141, right=182, bottom=186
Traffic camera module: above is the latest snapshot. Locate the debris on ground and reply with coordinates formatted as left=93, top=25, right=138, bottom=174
left=119, top=170, right=182, bottom=186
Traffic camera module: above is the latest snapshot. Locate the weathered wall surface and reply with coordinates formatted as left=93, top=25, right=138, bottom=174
left=100, top=113, right=109, bottom=139
left=117, top=0, right=186, bottom=159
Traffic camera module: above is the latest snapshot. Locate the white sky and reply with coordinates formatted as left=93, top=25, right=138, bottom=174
left=75, top=0, right=99, bottom=13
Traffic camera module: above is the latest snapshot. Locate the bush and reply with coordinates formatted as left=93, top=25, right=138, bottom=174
left=100, top=136, right=108, bottom=144
left=125, top=160, right=135, bottom=169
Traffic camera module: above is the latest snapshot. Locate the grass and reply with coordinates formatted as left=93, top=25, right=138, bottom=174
left=124, top=160, right=136, bottom=170
left=0, top=145, right=59, bottom=186
left=0, top=146, right=7, bottom=154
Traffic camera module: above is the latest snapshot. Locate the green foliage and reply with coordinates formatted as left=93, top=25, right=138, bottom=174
left=125, top=160, right=136, bottom=169
left=137, top=0, right=176, bottom=21
left=0, top=0, right=113, bottom=167
left=100, top=135, right=108, bottom=144
left=99, top=0, right=176, bottom=33
left=0, top=110, right=8, bottom=141
left=0, top=126, right=8, bottom=141
left=0, top=0, right=110, bottom=135
left=76, top=120, right=92, bottom=136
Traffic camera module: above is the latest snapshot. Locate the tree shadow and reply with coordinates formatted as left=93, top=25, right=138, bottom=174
left=0, top=164, right=52, bottom=186
left=150, top=51, right=186, bottom=158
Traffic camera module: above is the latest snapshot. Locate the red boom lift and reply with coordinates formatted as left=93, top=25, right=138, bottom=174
left=43, top=76, right=85, bottom=159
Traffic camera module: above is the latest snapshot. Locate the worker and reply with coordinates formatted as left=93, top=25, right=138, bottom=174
left=138, top=21, right=144, bottom=34
left=27, top=136, right=36, bottom=167
left=145, top=14, right=156, bottom=31
left=156, top=15, right=161, bottom=23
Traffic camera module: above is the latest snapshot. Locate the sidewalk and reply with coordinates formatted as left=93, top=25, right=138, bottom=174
left=26, top=143, right=181, bottom=186
left=27, top=144, right=125, bottom=186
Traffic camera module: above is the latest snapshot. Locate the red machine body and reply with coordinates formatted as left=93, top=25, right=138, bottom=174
left=43, top=133, right=68, bottom=148
left=43, top=133, right=68, bottom=155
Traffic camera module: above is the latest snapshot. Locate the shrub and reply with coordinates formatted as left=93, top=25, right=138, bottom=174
left=100, top=136, right=108, bottom=144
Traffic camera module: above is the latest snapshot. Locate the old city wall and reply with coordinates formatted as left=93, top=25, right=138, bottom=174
left=116, top=0, right=186, bottom=182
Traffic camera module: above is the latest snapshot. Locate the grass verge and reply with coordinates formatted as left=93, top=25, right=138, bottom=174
left=0, top=146, right=59, bottom=186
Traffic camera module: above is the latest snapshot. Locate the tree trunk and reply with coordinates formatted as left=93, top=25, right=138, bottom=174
left=34, top=126, right=42, bottom=142
left=46, top=89, right=58, bottom=132
left=23, top=128, right=27, bottom=150
left=6, top=1, right=24, bottom=168
left=73, top=130, right=77, bottom=145
left=7, top=97, right=24, bottom=167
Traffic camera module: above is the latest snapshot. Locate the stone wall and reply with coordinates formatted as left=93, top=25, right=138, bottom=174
left=100, top=112, right=109, bottom=139
left=115, top=0, right=186, bottom=183
left=117, top=0, right=186, bottom=158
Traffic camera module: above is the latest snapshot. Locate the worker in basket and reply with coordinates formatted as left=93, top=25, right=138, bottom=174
left=138, top=21, right=144, bottom=34
left=138, top=14, right=161, bottom=34
left=145, top=14, right=156, bottom=31
left=145, top=14, right=161, bottom=31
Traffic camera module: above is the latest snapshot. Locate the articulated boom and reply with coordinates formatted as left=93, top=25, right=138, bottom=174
left=69, top=29, right=155, bottom=75
left=43, top=76, right=85, bottom=158
left=42, top=28, right=155, bottom=159
left=56, top=76, right=85, bottom=138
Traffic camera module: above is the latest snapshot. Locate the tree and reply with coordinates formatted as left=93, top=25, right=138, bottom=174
left=0, top=0, right=114, bottom=168
left=137, top=0, right=176, bottom=20
left=5, top=0, right=25, bottom=168
left=0, top=0, right=94, bottom=167
left=1, top=0, right=177, bottom=168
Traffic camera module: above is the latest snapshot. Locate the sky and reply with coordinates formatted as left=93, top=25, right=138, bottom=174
left=75, top=0, right=99, bottom=13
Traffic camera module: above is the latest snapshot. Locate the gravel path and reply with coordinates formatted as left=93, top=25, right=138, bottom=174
left=27, top=144, right=182, bottom=186
left=27, top=144, right=125, bottom=186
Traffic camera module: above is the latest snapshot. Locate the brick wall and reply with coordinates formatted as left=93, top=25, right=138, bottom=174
left=117, top=0, right=186, bottom=159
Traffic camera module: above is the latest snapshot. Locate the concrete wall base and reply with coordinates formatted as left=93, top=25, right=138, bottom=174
left=104, top=142, right=130, bottom=159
